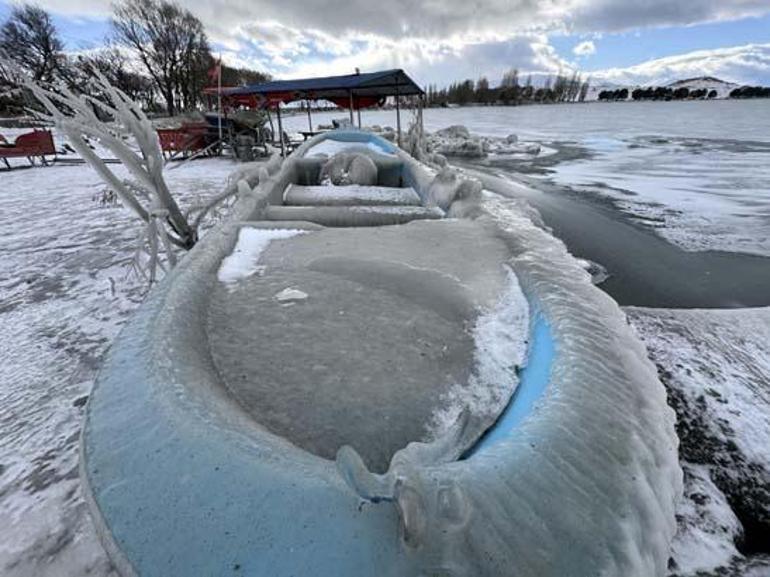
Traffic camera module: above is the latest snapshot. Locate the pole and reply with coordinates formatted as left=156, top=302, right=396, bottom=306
left=276, top=103, right=285, bottom=158
left=395, top=87, right=401, bottom=148
left=419, top=94, right=424, bottom=138
left=306, top=100, right=313, bottom=132
left=217, top=54, right=222, bottom=143
left=348, top=91, right=354, bottom=125
left=357, top=100, right=362, bottom=128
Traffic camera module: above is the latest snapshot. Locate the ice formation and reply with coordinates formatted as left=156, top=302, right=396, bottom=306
left=306, top=138, right=395, bottom=157
left=425, top=125, right=542, bottom=159
left=217, top=227, right=306, bottom=283
left=428, top=267, right=529, bottom=437
left=336, top=189, right=682, bottom=577
left=320, top=152, right=378, bottom=185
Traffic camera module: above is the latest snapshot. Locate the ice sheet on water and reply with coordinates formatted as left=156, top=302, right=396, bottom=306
left=547, top=135, right=770, bottom=257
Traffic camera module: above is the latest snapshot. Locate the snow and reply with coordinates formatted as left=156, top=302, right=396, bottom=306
left=669, top=463, right=743, bottom=575
left=217, top=227, right=306, bottom=284
left=627, top=306, right=770, bottom=576
left=628, top=307, right=770, bottom=469
left=274, top=287, right=309, bottom=303
left=0, top=148, right=241, bottom=576
left=429, top=267, right=529, bottom=436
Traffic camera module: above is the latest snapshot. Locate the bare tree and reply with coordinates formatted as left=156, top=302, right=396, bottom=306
left=111, top=0, right=211, bottom=116
left=25, top=72, right=277, bottom=282
left=0, top=4, right=63, bottom=82
left=74, top=48, right=155, bottom=108
left=27, top=71, right=197, bottom=281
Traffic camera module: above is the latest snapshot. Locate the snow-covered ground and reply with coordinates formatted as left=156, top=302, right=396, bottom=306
left=0, top=153, right=240, bottom=576
left=627, top=307, right=770, bottom=575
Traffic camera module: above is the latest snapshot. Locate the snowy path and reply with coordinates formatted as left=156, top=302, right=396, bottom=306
left=0, top=158, right=239, bottom=576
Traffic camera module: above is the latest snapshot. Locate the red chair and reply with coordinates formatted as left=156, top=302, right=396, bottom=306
left=0, top=130, right=56, bottom=169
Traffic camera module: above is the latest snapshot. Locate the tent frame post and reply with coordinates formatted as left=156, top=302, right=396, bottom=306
left=276, top=103, right=285, bottom=158
left=306, top=100, right=313, bottom=132
left=357, top=102, right=362, bottom=128
left=395, top=85, right=401, bottom=148
left=348, top=91, right=355, bottom=125
left=419, top=94, right=425, bottom=137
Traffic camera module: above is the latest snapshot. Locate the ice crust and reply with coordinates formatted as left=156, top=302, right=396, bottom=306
left=336, top=190, right=682, bottom=577
left=428, top=267, right=529, bottom=437
left=305, top=138, right=396, bottom=157
left=217, top=227, right=305, bottom=283
left=283, top=184, right=422, bottom=207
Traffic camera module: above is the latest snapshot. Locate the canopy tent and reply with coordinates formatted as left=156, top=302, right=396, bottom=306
left=216, top=69, right=425, bottom=155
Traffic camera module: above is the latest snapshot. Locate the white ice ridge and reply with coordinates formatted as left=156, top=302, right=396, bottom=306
left=338, top=190, right=682, bottom=577
left=429, top=267, right=529, bottom=437
left=217, top=228, right=306, bottom=284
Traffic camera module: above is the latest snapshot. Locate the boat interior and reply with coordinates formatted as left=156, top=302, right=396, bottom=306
left=206, top=133, right=518, bottom=472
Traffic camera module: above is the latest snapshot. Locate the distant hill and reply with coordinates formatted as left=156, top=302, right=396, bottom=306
left=667, top=76, right=738, bottom=98
left=586, top=76, right=741, bottom=101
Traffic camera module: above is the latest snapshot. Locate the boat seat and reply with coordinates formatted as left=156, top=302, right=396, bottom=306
left=264, top=205, right=443, bottom=227
left=283, top=184, right=422, bottom=207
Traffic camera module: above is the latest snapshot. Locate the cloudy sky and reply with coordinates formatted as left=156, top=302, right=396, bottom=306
left=1, top=0, right=769, bottom=86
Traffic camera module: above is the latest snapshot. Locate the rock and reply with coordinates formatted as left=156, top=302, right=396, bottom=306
left=506, top=134, right=518, bottom=144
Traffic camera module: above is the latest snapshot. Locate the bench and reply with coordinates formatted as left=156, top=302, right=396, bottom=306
left=0, top=130, right=56, bottom=169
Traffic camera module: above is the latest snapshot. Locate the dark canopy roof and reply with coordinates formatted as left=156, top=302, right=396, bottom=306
left=222, top=69, right=424, bottom=104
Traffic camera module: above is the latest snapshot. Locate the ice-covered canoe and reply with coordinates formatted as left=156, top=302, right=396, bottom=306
left=81, top=131, right=682, bottom=577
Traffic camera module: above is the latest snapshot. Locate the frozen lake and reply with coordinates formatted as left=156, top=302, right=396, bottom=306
left=285, top=100, right=770, bottom=308
left=285, top=100, right=770, bottom=259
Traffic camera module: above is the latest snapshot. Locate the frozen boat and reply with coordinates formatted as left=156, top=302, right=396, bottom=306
left=81, top=130, right=682, bottom=577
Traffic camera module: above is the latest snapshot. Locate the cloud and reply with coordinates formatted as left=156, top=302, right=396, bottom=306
left=34, top=0, right=770, bottom=45
left=26, top=0, right=770, bottom=86
left=591, top=43, right=770, bottom=86
left=573, top=40, right=596, bottom=56
left=568, top=0, right=770, bottom=33
left=225, top=30, right=572, bottom=86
